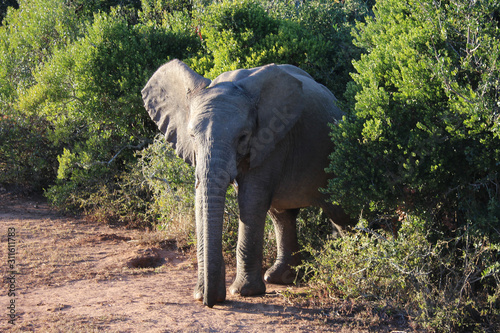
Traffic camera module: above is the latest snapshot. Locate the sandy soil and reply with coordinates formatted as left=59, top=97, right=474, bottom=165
left=0, top=193, right=410, bottom=332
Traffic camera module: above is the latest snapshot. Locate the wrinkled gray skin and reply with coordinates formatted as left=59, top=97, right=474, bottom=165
left=142, top=59, right=354, bottom=307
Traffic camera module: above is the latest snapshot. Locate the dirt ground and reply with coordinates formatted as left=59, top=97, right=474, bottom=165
left=0, top=192, right=411, bottom=332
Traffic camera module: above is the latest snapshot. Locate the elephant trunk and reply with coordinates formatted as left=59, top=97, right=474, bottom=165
left=196, top=149, right=234, bottom=307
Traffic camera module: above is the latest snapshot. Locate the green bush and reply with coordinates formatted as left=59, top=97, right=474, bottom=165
left=0, top=109, right=58, bottom=191
left=0, top=0, right=18, bottom=24
left=190, top=0, right=284, bottom=77
left=21, top=7, right=200, bottom=207
left=0, top=0, right=80, bottom=96
left=189, top=0, right=364, bottom=104
left=136, top=135, right=196, bottom=241
left=329, top=0, right=500, bottom=228
left=0, top=0, right=81, bottom=190
left=322, top=0, right=500, bottom=330
left=268, top=0, right=375, bottom=103
left=301, top=217, right=499, bottom=331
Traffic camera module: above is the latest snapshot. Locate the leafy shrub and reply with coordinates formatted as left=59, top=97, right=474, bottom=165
left=322, top=0, right=500, bottom=330
left=267, top=0, right=375, bottom=103
left=190, top=0, right=362, bottom=102
left=136, top=135, right=196, bottom=242
left=301, top=217, right=499, bottom=331
left=0, top=0, right=80, bottom=97
left=189, top=0, right=282, bottom=77
left=0, top=0, right=81, bottom=191
left=21, top=7, right=200, bottom=207
left=139, top=0, right=195, bottom=31
left=68, top=0, right=142, bottom=18
left=0, top=109, right=58, bottom=191
left=329, top=0, right=500, bottom=228
left=0, top=0, right=18, bottom=24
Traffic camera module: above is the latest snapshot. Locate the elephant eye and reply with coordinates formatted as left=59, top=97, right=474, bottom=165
left=238, top=133, right=249, bottom=145
left=236, top=133, right=251, bottom=159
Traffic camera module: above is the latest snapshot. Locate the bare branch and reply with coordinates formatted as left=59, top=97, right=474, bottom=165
left=77, top=139, right=151, bottom=169
left=149, top=173, right=181, bottom=202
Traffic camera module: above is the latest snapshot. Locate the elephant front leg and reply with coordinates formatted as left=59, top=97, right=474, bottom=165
left=264, top=208, right=301, bottom=284
left=229, top=209, right=267, bottom=297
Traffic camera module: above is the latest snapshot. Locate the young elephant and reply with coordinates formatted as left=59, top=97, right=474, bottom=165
left=142, top=59, right=354, bottom=307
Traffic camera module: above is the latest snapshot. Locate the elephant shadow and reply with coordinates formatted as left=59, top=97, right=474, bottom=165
left=215, top=291, right=323, bottom=321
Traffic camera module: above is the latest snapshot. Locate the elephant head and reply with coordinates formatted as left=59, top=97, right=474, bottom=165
left=142, top=59, right=306, bottom=307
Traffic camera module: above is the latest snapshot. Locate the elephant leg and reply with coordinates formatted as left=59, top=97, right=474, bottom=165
left=264, top=208, right=301, bottom=284
left=229, top=194, right=269, bottom=297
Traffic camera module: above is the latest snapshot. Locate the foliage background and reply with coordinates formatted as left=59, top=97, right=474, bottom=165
left=1, top=0, right=498, bottom=331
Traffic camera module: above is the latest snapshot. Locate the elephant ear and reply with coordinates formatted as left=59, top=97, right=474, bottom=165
left=142, top=59, right=211, bottom=166
left=236, top=64, right=305, bottom=169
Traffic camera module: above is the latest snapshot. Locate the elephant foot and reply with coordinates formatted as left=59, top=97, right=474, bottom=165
left=229, top=277, right=266, bottom=297
left=264, top=262, right=298, bottom=284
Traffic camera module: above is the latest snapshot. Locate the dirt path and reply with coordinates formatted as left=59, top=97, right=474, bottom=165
left=0, top=193, right=407, bottom=332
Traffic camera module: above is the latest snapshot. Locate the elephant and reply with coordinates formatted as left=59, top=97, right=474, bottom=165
left=142, top=59, right=354, bottom=307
